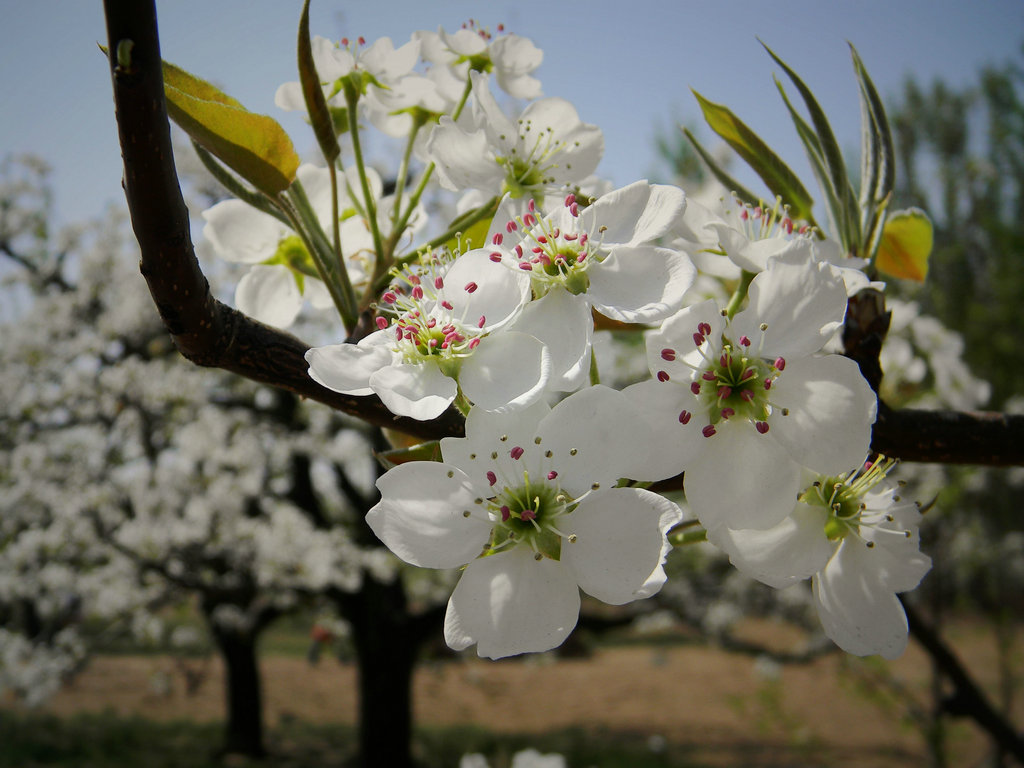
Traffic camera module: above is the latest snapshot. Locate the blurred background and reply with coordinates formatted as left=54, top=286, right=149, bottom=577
left=2, top=2, right=1023, bottom=767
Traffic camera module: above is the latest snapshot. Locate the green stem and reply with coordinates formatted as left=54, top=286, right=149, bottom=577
left=668, top=521, right=707, bottom=547
left=379, top=196, right=499, bottom=293
left=453, top=390, right=473, bottom=417
left=386, top=78, right=475, bottom=261
left=344, top=82, right=385, bottom=268
left=390, top=117, right=425, bottom=232
left=193, top=142, right=290, bottom=227
left=328, top=161, right=344, bottom=267
left=281, top=182, right=357, bottom=333
left=724, top=269, right=756, bottom=319
left=588, top=349, right=600, bottom=386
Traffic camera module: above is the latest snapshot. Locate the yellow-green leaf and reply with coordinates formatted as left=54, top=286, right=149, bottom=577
left=163, top=60, right=299, bottom=196
left=875, top=208, right=933, bottom=281
left=445, top=213, right=493, bottom=256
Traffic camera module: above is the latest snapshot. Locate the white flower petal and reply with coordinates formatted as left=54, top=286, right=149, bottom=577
left=469, top=71, right=516, bottom=148
left=728, top=231, right=812, bottom=273
left=460, top=332, right=550, bottom=413
left=588, top=245, right=695, bottom=323
left=769, top=354, right=877, bottom=475
left=303, top=277, right=335, bottom=310
left=235, top=265, right=302, bottom=328
left=489, top=34, right=544, bottom=99
left=620, top=380, right=704, bottom=481
left=685, top=421, right=802, bottom=530
left=442, top=248, right=530, bottom=330
left=274, top=81, right=307, bottom=112
left=731, top=255, right=848, bottom=360
left=509, top=289, right=592, bottom=391
left=813, top=541, right=911, bottom=659
left=518, top=98, right=602, bottom=184
left=708, top=503, right=833, bottom=589
left=535, top=386, right=642, bottom=496
left=368, top=463, right=491, bottom=568
left=426, top=118, right=503, bottom=193
left=444, top=547, right=580, bottom=659
left=587, top=181, right=683, bottom=246
left=564, top=488, right=681, bottom=604
left=312, top=35, right=353, bottom=80
left=441, top=399, right=551, bottom=494
left=306, top=333, right=393, bottom=396
left=646, top=299, right=726, bottom=376
left=370, top=363, right=458, bottom=420
left=202, top=200, right=283, bottom=264
left=296, top=163, right=334, bottom=225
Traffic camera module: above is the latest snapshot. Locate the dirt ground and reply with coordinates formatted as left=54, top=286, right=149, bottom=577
left=33, top=618, right=1015, bottom=767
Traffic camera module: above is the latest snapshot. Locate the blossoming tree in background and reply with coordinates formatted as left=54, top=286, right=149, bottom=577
left=98, top=0, right=1024, bottom=764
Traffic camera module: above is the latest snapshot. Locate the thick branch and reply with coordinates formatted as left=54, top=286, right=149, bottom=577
left=872, top=404, right=1024, bottom=466
left=102, top=0, right=463, bottom=443
left=903, top=598, right=1024, bottom=762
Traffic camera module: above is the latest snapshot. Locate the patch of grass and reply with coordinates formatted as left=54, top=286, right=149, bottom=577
left=0, top=712, right=701, bottom=768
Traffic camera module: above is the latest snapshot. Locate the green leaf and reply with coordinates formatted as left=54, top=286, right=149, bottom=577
left=445, top=212, right=494, bottom=256
left=298, top=0, right=340, bottom=164
left=762, top=41, right=860, bottom=252
left=772, top=79, right=839, bottom=237
left=681, top=128, right=760, bottom=208
left=691, top=90, right=816, bottom=222
left=163, top=60, right=299, bottom=196
left=875, top=208, right=933, bottom=281
left=849, top=44, right=895, bottom=256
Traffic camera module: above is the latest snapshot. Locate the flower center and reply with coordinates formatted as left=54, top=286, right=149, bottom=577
left=491, top=195, right=598, bottom=296
left=693, top=340, right=776, bottom=426
left=377, top=254, right=485, bottom=375
left=733, top=196, right=803, bottom=242
left=488, top=473, right=574, bottom=560
left=799, top=456, right=905, bottom=542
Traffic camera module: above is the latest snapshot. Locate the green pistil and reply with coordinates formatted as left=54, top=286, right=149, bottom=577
left=700, top=345, right=772, bottom=424
left=502, top=158, right=547, bottom=199
left=489, top=477, right=573, bottom=561
left=801, top=458, right=898, bottom=541
left=266, top=235, right=317, bottom=274
left=459, top=52, right=493, bottom=74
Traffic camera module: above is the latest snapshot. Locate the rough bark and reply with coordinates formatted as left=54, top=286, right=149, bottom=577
left=333, top=575, right=445, bottom=768
left=204, top=609, right=267, bottom=759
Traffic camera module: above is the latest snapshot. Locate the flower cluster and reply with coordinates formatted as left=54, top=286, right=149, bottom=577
left=193, top=22, right=932, bottom=661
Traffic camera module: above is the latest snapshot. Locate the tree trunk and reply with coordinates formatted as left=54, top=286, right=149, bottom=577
left=339, top=573, right=442, bottom=768
left=206, top=613, right=267, bottom=759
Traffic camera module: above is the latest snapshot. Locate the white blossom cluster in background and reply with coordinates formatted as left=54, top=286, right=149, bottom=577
left=191, top=22, right=941, bottom=662
left=0, top=166, right=412, bottom=705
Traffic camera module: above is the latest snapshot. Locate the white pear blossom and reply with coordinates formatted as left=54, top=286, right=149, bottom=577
left=674, top=195, right=883, bottom=296
left=416, top=23, right=543, bottom=100
left=366, top=387, right=682, bottom=658
left=201, top=164, right=371, bottom=328
left=625, top=253, right=877, bottom=530
left=275, top=35, right=421, bottom=113
left=461, top=749, right=567, bottom=768
left=708, top=457, right=932, bottom=659
left=488, top=182, right=695, bottom=390
left=306, top=248, right=542, bottom=420
left=427, top=71, right=603, bottom=204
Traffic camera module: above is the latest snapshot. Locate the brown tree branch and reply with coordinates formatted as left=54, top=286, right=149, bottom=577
left=102, top=0, right=463, bottom=443
left=902, top=598, right=1024, bottom=762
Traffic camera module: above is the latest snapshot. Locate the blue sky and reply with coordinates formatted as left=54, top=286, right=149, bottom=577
left=2, top=1, right=1022, bottom=228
